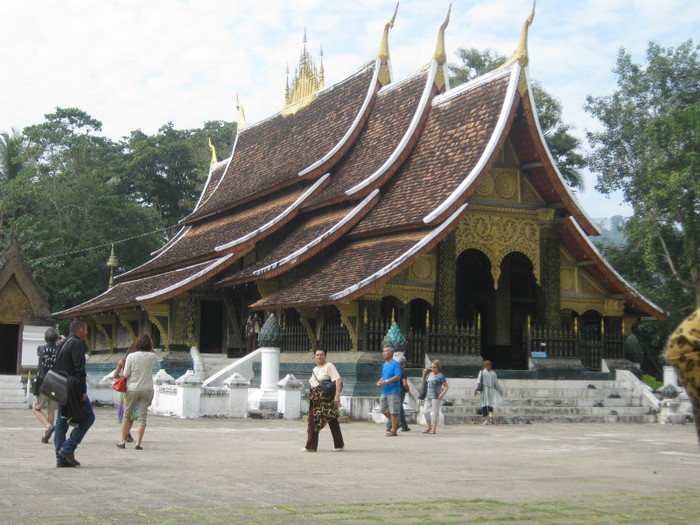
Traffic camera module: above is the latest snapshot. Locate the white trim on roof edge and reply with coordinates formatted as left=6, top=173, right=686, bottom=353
left=253, top=189, right=379, bottom=276
left=330, top=203, right=468, bottom=301
left=345, top=61, right=437, bottom=196
left=298, top=58, right=381, bottom=177
left=214, top=173, right=330, bottom=252
left=422, top=65, right=521, bottom=224
left=135, top=254, right=234, bottom=302
left=522, top=68, right=601, bottom=236
left=120, top=225, right=193, bottom=278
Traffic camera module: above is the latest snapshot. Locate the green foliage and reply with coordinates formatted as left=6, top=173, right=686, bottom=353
left=642, top=374, right=662, bottom=390
left=0, top=107, right=235, bottom=313
left=448, top=47, right=584, bottom=188
left=585, top=40, right=700, bottom=310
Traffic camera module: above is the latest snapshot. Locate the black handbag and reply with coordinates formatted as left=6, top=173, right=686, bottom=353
left=32, top=375, right=43, bottom=396
left=312, top=370, right=336, bottom=397
left=39, top=370, right=69, bottom=405
left=476, top=372, right=483, bottom=392
left=418, top=380, right=428, bottom=400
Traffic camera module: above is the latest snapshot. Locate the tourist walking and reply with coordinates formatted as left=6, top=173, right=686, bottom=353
left=302, top=348, right=344, bottom=452
left=112, top=342, right=138, bottom=443
left=385, top=355, right=411, bottom=432
left=32, top=328, right=61, bottom=444
left=475, top=360, right=503, bottom=424
left=54, top=319, right=95, bottom=468
left=116, top=334, right=159, bottom=450
left=377, top=345, right=402, bottom=436
left=422, top=359, right=448, bottom=434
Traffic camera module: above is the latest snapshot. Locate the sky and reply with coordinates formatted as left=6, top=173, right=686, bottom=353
left=2, top=0, right=699, bottom=219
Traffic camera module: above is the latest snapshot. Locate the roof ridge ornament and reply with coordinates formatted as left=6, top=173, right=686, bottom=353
left=377, top=2, right=399, bottom=87
left=236, top=93, right=248, bottom=130
left=282, top=31, right=325, bottom=117
left=433, top=4, right=451, bottom=91
left=208, top=137, right=218, bottom=167
left=499, top=0, right=535, bottom=70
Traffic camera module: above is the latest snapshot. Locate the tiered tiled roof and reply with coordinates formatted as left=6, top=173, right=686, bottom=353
left=54, top=9, right=665, bottom=321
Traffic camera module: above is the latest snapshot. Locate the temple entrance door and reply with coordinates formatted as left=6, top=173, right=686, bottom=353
left=501, top=252, right=538, bottom=370
left=0, top=323, right=20, bottom=374
left=200, top=300, right=224, bottom=353
left=456, top=249, right=494, bottom=361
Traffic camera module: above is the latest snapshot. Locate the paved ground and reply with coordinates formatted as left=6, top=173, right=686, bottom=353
left=1, top=406, right=699, bottom=524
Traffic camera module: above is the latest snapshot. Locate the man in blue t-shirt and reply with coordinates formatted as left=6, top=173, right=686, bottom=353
left=377, top=345, right=402, bottom=436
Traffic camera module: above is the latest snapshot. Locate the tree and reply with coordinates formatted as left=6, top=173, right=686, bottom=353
left=0, top=129, right=25, bottom=183
left=585, top=40, right=700, bottom=310
left=449, top=47, right=585, bottom=188
left=0, top=108, right=164, bottom=311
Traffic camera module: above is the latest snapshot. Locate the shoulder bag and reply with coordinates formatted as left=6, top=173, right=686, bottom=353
left=39, top=369, right=69, bottom=405
left=476, top=371, right=483, bottom=392
left=312, top=370, right=336, bottom=397
left=112, top=375, right=127, bottom=393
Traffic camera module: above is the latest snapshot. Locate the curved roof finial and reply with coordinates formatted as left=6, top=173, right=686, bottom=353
left=377, top=2, right=399, bottom=86
left=236, top=92, right=248, bottom=130
left=433, top=4, right=451, bottom=91
left=500, top=0, right=536, bottom=69
left=208, top=137, right=218, bottom=167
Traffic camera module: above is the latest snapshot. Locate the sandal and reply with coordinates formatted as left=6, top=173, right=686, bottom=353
left=422, top=429, right=431, bottom=434
left=429, top=431, right=436, bottom=434
left=385, top=431, right=397, bottom=437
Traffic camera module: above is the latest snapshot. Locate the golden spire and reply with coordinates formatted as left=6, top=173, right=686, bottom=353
left=106, top=243, right=118, bottom=289
left=377, top=2, right=399, bottom=87
left=282, top=30, right=324, bottom=116
left=208, top=137, right=217, bottom=167
left=236, top=93, right=248, bottom=130
left=433, top=4, right=451, bottom=91
left=500, top=0, right=536, bottom=69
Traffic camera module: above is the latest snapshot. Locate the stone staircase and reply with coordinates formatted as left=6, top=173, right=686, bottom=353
left=0, top=375, right=30, bottom=409
left=406, top=377, right=657, bottom=424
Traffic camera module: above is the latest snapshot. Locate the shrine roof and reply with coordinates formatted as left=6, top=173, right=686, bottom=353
left=558, top=217, right=668, bottom=320
left=252, top=204, right=466, bottom=309
left=54, top=259, right=223, bottom=318
left=351, top=67, right=514, bottom=236
left=219, top=192, right=378, bottom=285
left=304, top=70, right=430, bottom=209
left=183, top=63, right=378, bottom=223
left=117, top=179, right=327, bottom=282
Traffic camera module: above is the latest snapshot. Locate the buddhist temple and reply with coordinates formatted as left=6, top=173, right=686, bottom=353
left=55, top=3, right=667, bottom=375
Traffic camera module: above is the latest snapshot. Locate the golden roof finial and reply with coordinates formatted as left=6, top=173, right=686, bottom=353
left=377, top=2, right=399, bottom=86
left=106, top=243, right=118, bottom=289
left=319, top=45, right=325, bottom=87
left=433, top=4, right=451, bottom=91
left=208, top=137, right=218, bottom=167
left=282, top=31, right=324, bottom=116
left=500, top=0, right=536, bottom=69
left=236, top=92, right=248, bottom=129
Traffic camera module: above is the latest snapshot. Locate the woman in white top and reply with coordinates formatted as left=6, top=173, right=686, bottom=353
left=116, top=334, right=159, bottom=450
left=302, top=348, right=344, bottom=452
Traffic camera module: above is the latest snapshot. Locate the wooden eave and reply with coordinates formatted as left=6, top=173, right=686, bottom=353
left=181, top=63, right=379, bottom=225
left=512, top=70, right=600, bottom=236
left=558, top=217, right=668, bottom=320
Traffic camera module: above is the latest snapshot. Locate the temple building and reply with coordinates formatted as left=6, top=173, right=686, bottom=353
left=55, top=4, right=666, bottom=374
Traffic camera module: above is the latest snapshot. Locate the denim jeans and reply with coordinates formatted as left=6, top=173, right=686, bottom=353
left=54, top=396, right=95, bottom=463
left=386, top=391, right=409, bottom=430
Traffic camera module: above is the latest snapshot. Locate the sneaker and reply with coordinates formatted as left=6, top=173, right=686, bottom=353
left=300, top=448, right=316, bottom=452
left=400, top=427, right=411, bottom=432
left=135, top=445, right=143, bottom=450
left=56, top=460, right=76, bottom=468
left=126, top=433, right=134, bottom=443
left=116, top=443, right=126, bottom=449
left=41, top=424, right=55, bottom=444
left=333, top=447, right=344, bottom=452
left=58, top=449, right=80, bottom=467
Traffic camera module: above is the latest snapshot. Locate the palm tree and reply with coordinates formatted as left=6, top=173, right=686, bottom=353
left=0, top=129, right=25, bottom=182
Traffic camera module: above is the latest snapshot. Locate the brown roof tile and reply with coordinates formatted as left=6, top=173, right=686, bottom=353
left=183, top=64, right=377, bottom=223
left=351, top=73, right=511, bottom=236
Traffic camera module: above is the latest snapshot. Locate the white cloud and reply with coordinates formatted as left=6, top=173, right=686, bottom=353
left=2, top=0, right=699, bottom=217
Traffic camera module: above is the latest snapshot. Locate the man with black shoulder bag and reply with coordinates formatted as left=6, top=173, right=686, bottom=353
left=53, top=319, right=95, bottom=468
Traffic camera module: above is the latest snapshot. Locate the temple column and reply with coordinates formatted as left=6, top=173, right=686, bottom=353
left=436, top=231, right=457, bottom=327
left=538, top=210, right=561, bottom=330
